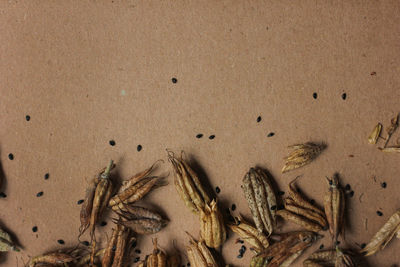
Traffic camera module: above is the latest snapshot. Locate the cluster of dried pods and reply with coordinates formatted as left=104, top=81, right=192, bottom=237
left=368, top=113, right=400, bottom=152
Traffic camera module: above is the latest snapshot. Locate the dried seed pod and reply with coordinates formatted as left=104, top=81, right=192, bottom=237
left=276, top=209, right=323, bottom=232
left=102, top=224, right=122, bottom=267
left=361, top=209, right=400, bottom=256
left=186, top=233, right=219, bottom=267
left=200, top=199, right=226, bottom=248
left=28, top=252, right=76, bottom=267
left=368, top=123, right=382, bottom=144
left=76, top=249, right=105, bottom=267
left=335, top=247, right=355, bottom=267
left=282, top=142, right=326, bottom=173
left=324, top=174, right=345, bottom=243
left=167, top=246, right=181, bottom=267
left=384, top=114, right=399, bottom=147
left=379, top=146, right=400, bottom=153
left=303, top=250, right=336, bottom=267
left=228, top=215, right=269, bottom=252
left=139, top=239, right=168, bottom=267
left=111, top=226, right=131, bottom=267
left=168, top=151, right=211, bottom=214
left=284, top=199, right=328, bottom=229
left=115, top=205, right=168, bottom=235
left=0, top=228, right=19, bottom=252
left=279, top=249, right=304, bottom=267
left=242, top=167, right=277, bottom=235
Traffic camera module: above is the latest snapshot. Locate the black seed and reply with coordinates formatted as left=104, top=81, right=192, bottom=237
left=36, top=191, right=43, bottom=197
left=82, top=241, right=90, bottom=246
left=381, top=182, right=387, bottom=188
left=342, top=93, right=347, bottom=100
left=44, top=173, right=50, bottom=180
left=336, top=241, right=341, bottom=245
left=109, top=140, right=116, bottom=146
left=196, top=134, right=203, bottom=138
left=131, top=240, right=137, bottom=248
left=313, top=92, right=318, bottom=99
left=134, top=257, right=140, bottom=263
left=8, top=153, right=14, bottom=160
left=237, top=254, right=243, bottom=259
left=377, top=211, right=383, bottom=216
left=135, top=249, right=141, bottom=254
left=310, top=199, right=315, bottom=205
left=231, top=204, right=236, bottom=211
left=329, top=180, right=333, bottom=185
left=319, top=244, right=324, bottom=250
left=112, top=245, right=116, bottom=251
left=77, top=199, right=84, bottom=205
left=270, top=205, right=277, bottom=210
left=277, top=204, right=285, bottom=210
left=257, top=116, right=262, bottom=123
left=267, top=132, right=275, bottom=137
left=348, top=191, right=354, bottom=197
left=137, top=144, right=142, bottom=151
left=209, top=135, right=215, bottom=140
left=57, top=239, right=65, bottom=245
left=0, top=192, right=6, bottom=198
left=26, top=115, right=31, bottom=121
left=215, top=187, right=221, bottom=194
left=361, top=243, right=366, bottom=249
left=171, top=77, right=178, bottom=83
left=345, top=184, right=351, bottom=191
left=32, top=226, right=38, bottom=232
left=278, top=191, right=285, bottom=196
left=241, top=245, right=247, bottom=252
left=100, top=221, right=107, bottom=226
left=238, top=239, right=244, bottom=244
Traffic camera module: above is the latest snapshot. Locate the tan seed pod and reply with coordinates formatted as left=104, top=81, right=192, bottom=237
left=28, top=252, right=76, bottom=267
left=186, top=233, right=219, bottom=267
left=282, top=142, right=326, bottom=173
left=379, top=146, right=400, bottom=153
left=384, top=114, right=399, bottom=147
left=102, top=225, right=121, bottom=267
left=303, top=250, right=336, bottom=267
left=242, top=167, right=277, bottom=235
left=276, top=209, right=323, bottom=232
left=368, top=123, right=382, bottom=144
left=324, top=174, right=345, bottom=243
left=335, top=247, right=355, bottom=267
left=200, top=199, right=226, bottom=248
left=76, top=249, right=105, bottom=267
left=228, top=215, right=269, bottom=252
left=0, top=227, right=19, bottom=252
left=360, top=209, right=400, bottom=256
left=139, top=239, right=168, bottom=267
left=279, top=249, right=305, bottom=267
left=168, top=151, right=211, bottom=214
left=111, top=226, right=131, bottom=267
left=284, top=199, right=328, bottom=229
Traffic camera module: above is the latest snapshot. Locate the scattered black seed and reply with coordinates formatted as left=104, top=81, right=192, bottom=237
left=277, top=204, right=285, bottom=210
left=100, top=221, right=107, bottom=227
left=171, top=77, right=178, bottom=83
left=135, top=249, right=141, bottom=254
left=237, top=254, right=243, bottom=259
left=112, top=245, right=116, bottom=251
left=377, top=211, right=383, bottom=216
left=278, top=191, right=285, bottom=196
left=32, top=226, right=38, bottom=232
left=82, top=241, right=90, bottom=246
left=381, top=182, right=387, bottom=188
left=238, top=239, right=244, bottom=244
left=336, top=241, right=341, bottom=245
left=8, top=153, right=14, bottom=160
left=361, top=243, right=366, bottom=249
left=44, top=173, right=50, bottom=180
left=215, top=187, right=221, bottom=194
left=77, top=199, right=84, bottom=205
left=313, top=92, right=318, bottom=99
left=329, top=180, right=333, bottom=185
left=57, top=239, right=65, bottom=245
left=342, top=93, right=347, bottom=100
left=196, top=134, right=203, bottom=139
left=310, top=199, right=315, bottom=205
left=26, top=115, right=31, bottom=121
left=137, top=144, right=142, bottom=152
left=209, top=135, right=215, bottom=140
left=109, top=140, right=116, bottom=146
left=348, top=191, right=354, bottom=197
left=231, top=204, right=237, bottom=211
left=257, top=116, right=262, bottom=123
left=345, top=184, right=351, bottom=191
left=270, top=205, right=277, bottom=210
left=319, top=244, right=324, bottom=250
left=131, top=240, right=137, bottom=248
left=267, top=132, right=275, bottom=137
left=241, top=245, right=247, bottom=252
left=36, top=191, right=43, bottom=197
left=134, top=257, right=140, bottom=263
left=0, top=192, right=6, bottom=198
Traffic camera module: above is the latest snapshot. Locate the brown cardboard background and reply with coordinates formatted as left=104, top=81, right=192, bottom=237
left=1, top=0, right=400, bottom=266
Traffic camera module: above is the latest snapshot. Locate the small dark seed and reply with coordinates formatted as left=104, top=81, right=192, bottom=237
left=100, top=221, right=107, bottom=227
left=377, top=211, right=383, bottom=216
left=32, top=226, right=38, bottom=232
left=215, top=187, right=221, bottom=194
left=348, top=191, right=354, bottom=197
left=313, top=92, right=318, bottom=99
left=257, top=116, right=262, bottom=123
left=270, top=205, right=277, bottom=210
left=231, top=204, right=236, bottom=211
left=171, top=77, right=178, bottom=83
left=319, top=244, right=324, bottom=250
left=57, top=239, right=65, bottom=245
left=26, top=115, right=31, bottom=121
left=109, top=140, right=116, bottom=146
left=267, top=132, right=275, bottom=137
left=310, top=199, right=315, bottom=205
left=134, top=257, right=140, bottom=263
left=112, top=245, right=116, bottom=251
left=241, top=245, right=246, bottom=252
left=238, top=239, right=244, bottom=244
left=77, top=199, right=84, bottom=205
left=196, top=134, right=203, bottom=138
left=277, top=205, right=285, bottom=210
left=82, top=241, right=90, bottom=246
left=8, top=153, right=14, bottom=160
left=36, top=191, right=43, bottom=197
left=278, top=191, right=285, bottom=196
left=187, top=263, right=190, bottom=266
left=209, top=135, right=215, bottom=140
left=342, top=93, right=347, bottom=100
left=361, top=243, right=366, bottom=249
left=336, top=241, right=341, bottom=245
left=381, top=182, right=387, bottom=188
left=0, top=192, right=6, bottom=198
left=329, top=180, right=333, bottom=185
left=135, top=249, right=141, bottom=254
left=137, top=144, right=142, bottom=151
left=44, top=173, right=50, bottom=180
left=131, top=240, right=137, bottom=248
left=345, top=184, right=351, bottom=191
left=237, top=254, right=243, bottom=259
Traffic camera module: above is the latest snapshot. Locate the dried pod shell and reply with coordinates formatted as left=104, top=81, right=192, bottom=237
left=111, top=226, right=131, bottom=267
left=102, top=225, right=121, bottom=267
left=167, top=247, right=181, bottom=267
left=361, top=209, right=400, bottom=256
left=379, top=146, right=400, bottom=153
left=186, top=234, right=219, bottom=267
left=276, top=209, right=323, bottom=232
left=335, top=248, right=355, bottom=267
left=200, top=199, right=226, bottom=248
left=242, top=167, right=277, bottom=235
left=168, top=152, right=211, bottom=214
left=228, top=216, right=269, bottom=252
left=139, top=239, right=168, bottom=267
left=28, top=252, right=76, bottom=267
left=282, top=142, right=326, bottom=173
left=368, top=123, right=382, bottom=144
left=303, top=250, right=336, bottom=267
left=76, top=249, right=105, bottom=266
left=0, top=228, right=19, bottom=252
left=284, top=199, right=327, bottom=229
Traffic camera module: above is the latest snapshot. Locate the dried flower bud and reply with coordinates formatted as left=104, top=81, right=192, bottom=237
left=199, top=199, right=226, bottom=248
left=282, top=142, right=326, bottom=173
left=368, top=123, right=382, bottom=144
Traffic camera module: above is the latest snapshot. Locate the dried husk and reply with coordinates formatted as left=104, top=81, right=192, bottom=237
left=200, top=199, right=226, bottom=248
left=384, top=114, right=399, bottom=147
left=139, top=239, right=168, bottom=267
left=324, top=174, right=345, bottom=243
left=284, top=199, right=327, bottom=229
left=28, top=252, right=76, bottom=267
left=111, top=226, right=131, bottom=267
left=186, top=234, right=219, bottom=267
left=282, top=142, right=326, bottom=173
left=276, top=209, right=323, bottom=232
left=368, top=123, right=382, bottom=144
left=0, top=228, right=19, bottom=252
left=303, top=250, right=336, bottom=267
left=335, top=248, right=355, bottom=267
left=102, top=225, right=121, bottom=267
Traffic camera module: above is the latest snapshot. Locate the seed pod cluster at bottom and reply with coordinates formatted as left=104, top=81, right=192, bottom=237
left=186, top=234, right=220, bottom=267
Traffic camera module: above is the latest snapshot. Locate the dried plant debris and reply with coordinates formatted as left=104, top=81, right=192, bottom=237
left=368, top=123, right=382, bottom=144
left=168, top=151, right=211, bottom=214
left=186, top=233, right=220, bottom=267
left=282, top=142, right=326, bottom=173
left=109, top=161, right=166, bottom=211
left=0, top=227, right=19, bottom=252
left=200, top=199, right=226, bottom=248
left=378, top=146, right=400, bottom=153
left=252, top=231, right=321, bottom=267
left=335, top=247, right=356, bottom=267
left=167, top=245, right=181, bottom=267
left=28, top=252, right=76, bottom=267
left=242, top=167, right=277, bottom=235
left=114, top=205, right=168, bottom=235
left=276, top=209, right=323, bottom=232
left=360, top=209, right=400, bottom=256
left=75, top=248, right=105, bottom=267
left=383, top=113, right=399, bottom=147
left=228, top=215, right=269, bottom=252
left=303, top=248, right=355, bottom=267
left=324, top=174, right=345, bottom=244
left=137, top=239, right=168, bottom=267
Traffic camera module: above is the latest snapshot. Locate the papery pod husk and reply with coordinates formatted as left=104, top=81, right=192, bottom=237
left=368, top=123, right=382, bottom=144
left=303, top=250, right=336, bottom=267
left=200, top=199, right=226, bottom=248
left=228, top=215, right=269, bottom=252
left=276, top=209, right=323, bottom=233
left=282, top=142, right=326, bottom=173
left=139, top=239, right=168, bottom=267
left=75, top=249, right=104, bottom=267
left=361, top=209, right=400, bottom=256
left=279, top=249, right=304, bottom=267
left=110, top=225, right=131, bottom=267
left=28, top=252, right=76, bottom=267
left=242, top=167, right=277, bottom=235
left=168, top=151, right=211, bottom=214
left=284, top=198, right=328, bottom=229
left=0, top=227, right=19, bottom=252
left=186, top=233, right=219, bottom=267
left=384, top=114, right=399, bottom=147
left=250, top=255, right=270, bottom=267
left=324, top=174, right=345, bottom=244
left=379, top=146, right=400, bottom=153
left=335, top=248, right=355, bottom=267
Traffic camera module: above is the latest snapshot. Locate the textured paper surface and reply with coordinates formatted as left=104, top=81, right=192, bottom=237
left=1, top=1, right=400, bottom=266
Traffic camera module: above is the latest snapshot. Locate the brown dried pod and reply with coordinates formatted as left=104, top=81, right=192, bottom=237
left=360, top=209, right=400, bottom=256
left=303, top=250, right=336, bottom=267
left=76, top=248, right=105, bottom=267
left=228, top=215, right=269, bottom=252
left=335, top=247, right=355, bottom=267
left=200, top=199, right=226, bottom=248
left=102, top=224, right=122, bottom=267
left=276, top=209, right=323, bottom=232
left=323, top=174, right=345, bottom=243
left=186, top=233, right=219, bottom=267
left=368, top=123, right=382, bottom=144
left=384, top=113, right=399, bottom=147
left=242, top=167, right=277, bottom=235
left=114, top=205, right=168, bottom=235
left=138, top=239, right=168, bottom=267
left=282, top=142, right=326, bottom=173
left=28, top=252, right=76, bottom=267
left=111, top=226, right=131, bottom=267
left=284, top=199, right=328, bottom=230
left=168, top=151, right=211, bottom=214
left=0, top=227, right=20, bottom=252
